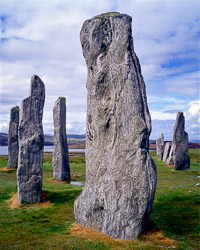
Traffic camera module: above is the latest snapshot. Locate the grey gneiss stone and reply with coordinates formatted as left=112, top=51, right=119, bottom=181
left=17, top=75, right=45, bottom=204
left=53, top=97, right=70, bottom=181
left=8, top=106, right=20, bottom=169
left=172, top=112, right=190, bottom=170
left=162, top=142, right=172, bottom=163
left=166, top=144, right=174, bottom=165
left=156, top=133, right=164, bottom=159
left=74, top=12, right=157, bottom=240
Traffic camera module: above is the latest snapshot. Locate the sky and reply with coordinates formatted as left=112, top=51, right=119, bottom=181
left=0, top=0, right=199, bottom=141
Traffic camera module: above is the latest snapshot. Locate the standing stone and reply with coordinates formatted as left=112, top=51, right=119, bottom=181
left=74, top=12, right=157, bottom=240
left=166, top=145, right=174, bottom=165
left=156, top=133, right=164, bottom=159
left=172, top=112, right=190, bottom=170
left=162, top=142, right=171, bottom=163
left=8, top=106, right=19, bottom=169
left=17, top=75, right=45, bottom=204
left=53, top=97, right=70, bottom=181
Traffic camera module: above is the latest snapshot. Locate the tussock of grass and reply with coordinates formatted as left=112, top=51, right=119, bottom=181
left=8, top=192, right=51, bottom=209
left=0, top=167, right=15, bottom=173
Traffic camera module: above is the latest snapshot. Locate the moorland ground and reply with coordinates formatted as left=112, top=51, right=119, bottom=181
left=0, top=149, right=199, bottom=250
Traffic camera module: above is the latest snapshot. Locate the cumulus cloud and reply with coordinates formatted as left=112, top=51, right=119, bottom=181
left=186, top=100, right=200, bottom=121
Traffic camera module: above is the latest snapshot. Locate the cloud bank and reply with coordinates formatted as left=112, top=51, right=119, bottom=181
left=0, top=0, right=199, bottom=141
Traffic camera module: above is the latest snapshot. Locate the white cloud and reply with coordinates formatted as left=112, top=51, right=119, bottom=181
left=186, top=100, right=200, bottom=121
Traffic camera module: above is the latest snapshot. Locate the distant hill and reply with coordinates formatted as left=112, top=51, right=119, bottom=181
left=0, top=133, right=86, bottom=147
left=1, top=133, right=199, bottom=149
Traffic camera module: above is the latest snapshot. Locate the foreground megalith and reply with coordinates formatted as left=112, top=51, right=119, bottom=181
left=172, top=112, right=190, bottom=170
left=74, top=12, right=157, bottom=240
left=8, top=106, right=19, bottom=169
left=53, top=97, right=70, bottom=181
left=17, top=75, right=45, bottom=204
left=156, top=133, right=164, bottom=159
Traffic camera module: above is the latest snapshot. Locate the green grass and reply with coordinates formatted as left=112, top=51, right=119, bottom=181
left=0, top=149, right=199, bottom=249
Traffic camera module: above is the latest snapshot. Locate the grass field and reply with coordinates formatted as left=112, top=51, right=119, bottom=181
left=0, top=149, right=199, bottom=250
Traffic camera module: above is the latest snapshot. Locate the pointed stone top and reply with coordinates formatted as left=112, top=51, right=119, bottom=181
left=11, top=106, right=20, bottom=112
left=10, top=106, right=20, bottom=123
left=175, top=112, right=185, bottom=129
left=87, top=12, right=131, bottom=23
left=29, top=75, right=45, bottom=98
left=55, top=97, right=66, bottom=104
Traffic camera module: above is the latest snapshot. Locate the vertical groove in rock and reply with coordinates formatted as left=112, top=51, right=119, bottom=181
left=8, top=106, right=19, bottom=169
left=17, top=75, right=45, bottom=204
left=74, top=12, right=157, bottom=240
left=53, top=97, right=70, bottom=181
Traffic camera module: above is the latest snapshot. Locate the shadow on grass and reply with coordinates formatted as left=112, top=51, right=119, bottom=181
left=46, top=189, right=81, bottom=205
left=151, top=191, right=199, bottom=236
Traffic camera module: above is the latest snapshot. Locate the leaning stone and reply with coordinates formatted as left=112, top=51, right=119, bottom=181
left=74, top=12, right=157, bottom=240
left=172, top=112, right=190, bottom=170
left=53, top=97, right=70, bottom=181
left=8, top=106, right=20, bottom=169
left=156, top=133, right=164, bottom=159
left=17, top=75, right=45, bottom=204
left=162, top=142, right=171, bottom=163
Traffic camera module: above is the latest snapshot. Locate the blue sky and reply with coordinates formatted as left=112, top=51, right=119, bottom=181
left=0, top=0, right=199, bottom=141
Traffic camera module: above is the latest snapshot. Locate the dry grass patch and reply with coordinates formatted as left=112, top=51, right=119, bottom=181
left=0, top=167, right=15, bottom=173
left=70, top=223, right=177, bottom=250
left=48, top=178, right=69, bottom=183
left=141, top=228, right=176, bottom=249
left=8, top=192, right=51, bottom=209
left=70, top=223, right=130, bottom=249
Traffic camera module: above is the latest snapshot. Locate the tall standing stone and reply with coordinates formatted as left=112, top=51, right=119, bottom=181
left=74, top=13, right=157, bottom=240
left=17, top=75, right=45, bottom=204
left=53, top=97, right=70, bottom=181
left=172, top=112, right=190, bottom=170
left=162, top=142, right=171, bottom=163
left=8, top=106, right=20, bottom=169
left=156, top=133, right=164, bottom=159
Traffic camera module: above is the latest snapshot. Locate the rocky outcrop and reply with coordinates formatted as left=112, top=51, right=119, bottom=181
left=74, top=12, right=157, bottom=240
left=162, top=142, right=171, bottom=163
left=172, top=112, right=190, bottom=170
left=156, top=133, right=164, bottom=159
left=8, top=106, right=20, bottom=169
left=17, top=75, right=45, bottom=204
left=53, top=97, right=70, bottom=181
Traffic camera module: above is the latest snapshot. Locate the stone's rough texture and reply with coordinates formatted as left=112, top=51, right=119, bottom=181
left=53, top=97, right=70, bottom=181
left=156, top=133, right=164, bottom=159
left=172, top=112, right=190, bottom=170
left=17, top=75, right=45, bottom=204
left=74, top=13, right=157, bottom=240
left=8, top=106, right=20, bottom=169
left=162, top=142, right=172, bottom=163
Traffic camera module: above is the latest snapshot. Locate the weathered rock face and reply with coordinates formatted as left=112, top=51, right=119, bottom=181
left=172, top=112, right=190, bottom=170
left=162, top=142, right=171, bottom=163
left=156, top=133, right=164, bottom=159
left=74, top=12, right=157, bottom=240
left=8, top=106, right=20, bottom=169
left=17, top=75, right=45, bottom=204
left=53, top=97, right=70, bottom=181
